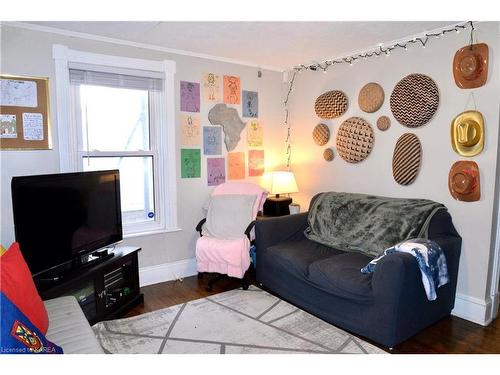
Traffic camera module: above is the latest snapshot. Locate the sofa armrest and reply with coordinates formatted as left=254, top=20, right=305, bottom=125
left=255, top=212, right=309, bottom=251
left=372, top=235, right=462, bottom=300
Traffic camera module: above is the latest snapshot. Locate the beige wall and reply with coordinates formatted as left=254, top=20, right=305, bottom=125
left=280, top=22, right=500, bottom=306
left=0, top=24, right=283, bottom=268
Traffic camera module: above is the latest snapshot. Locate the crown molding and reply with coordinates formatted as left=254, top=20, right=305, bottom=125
left=1, top=21, right=282, bottom=72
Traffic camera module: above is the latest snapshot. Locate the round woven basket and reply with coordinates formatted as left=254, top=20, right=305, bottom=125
left=312, top=123, right=330, bottom=146
left=392, top=133, right=422, bottom=185
left=377, top=116, right=391, bottom=131
left=390, top=73, right=439, bottom=128
left=315, top=90, right=348, bottom=119
left=336, top=117, right=374, bottom=163
left=323, top=148, right=334, bottom=162
left=358, top=82, right=384, bottom=113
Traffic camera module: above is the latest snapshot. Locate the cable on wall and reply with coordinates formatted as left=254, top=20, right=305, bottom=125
left=281, top=21, right=475, bottom=168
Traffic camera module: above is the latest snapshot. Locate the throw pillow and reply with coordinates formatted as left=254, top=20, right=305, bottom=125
left=0, top=242, right=49, bottom=334
left=203, top=195, right=256, bottom=239
left=0, top=292, right=63, bottom=354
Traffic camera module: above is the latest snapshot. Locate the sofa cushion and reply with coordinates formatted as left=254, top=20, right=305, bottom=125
left=308, top=252, right=374, bottom=301
left=266, top=239, right=342, bottom=277
left=0, top=242, right=49, bottom=334
left=0, top=291, right=63, bottom=354
left=44, top=296, right=104, bottom=354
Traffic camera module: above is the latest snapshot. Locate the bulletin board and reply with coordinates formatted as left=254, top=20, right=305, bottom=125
left=0, top=74, right=52, bottom=150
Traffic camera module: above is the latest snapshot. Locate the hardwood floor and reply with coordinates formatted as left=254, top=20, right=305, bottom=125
left=125, top=272, right=500, bottom=354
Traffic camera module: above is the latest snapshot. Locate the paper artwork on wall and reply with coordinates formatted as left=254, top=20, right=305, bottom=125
left=208, top=103, right=246, bottom=151
left=223, top=75, right=241, bottom=105
left=248, top=149, right=264, bottom=177
left=247, top=120, right=263, bottom=147
left=203, top=126, right=222, bottom=155
left=180, top=81, right=200, bottom=113
left=242, top=90, right=258, bottom=118
left=181, top=149, right=201, bottom=178
left=180, top=114, right=201, bottom=146
left=228, top=152, right=245, bottom=180
left=207, top=157, right=226, bottom=186
left=202, top=73, right=222, bottom=102
left=22, top=113, right=43, bottom=140
left=0, top=114, right=17, bottom=138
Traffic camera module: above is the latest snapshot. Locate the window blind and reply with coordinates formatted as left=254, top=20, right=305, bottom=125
left=69, top=66, right=163, bottom=91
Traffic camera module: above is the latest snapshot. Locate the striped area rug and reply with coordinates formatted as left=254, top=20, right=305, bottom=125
left=93, top=286, right=386, bottom=354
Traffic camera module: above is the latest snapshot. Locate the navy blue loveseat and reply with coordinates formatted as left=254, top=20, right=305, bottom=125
left=255, top=193, right=461, bottom=348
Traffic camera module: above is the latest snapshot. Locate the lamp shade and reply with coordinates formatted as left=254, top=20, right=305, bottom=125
left=266, top=171, right=299, bottom=195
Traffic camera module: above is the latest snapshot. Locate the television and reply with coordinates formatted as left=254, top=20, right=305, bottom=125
left=11, top=170, right=123, bottom=277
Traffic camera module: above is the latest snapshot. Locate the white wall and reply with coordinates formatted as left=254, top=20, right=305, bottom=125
left=0, top=24, right=283, bottom=271
left=280, top=22, right=500, bottom=323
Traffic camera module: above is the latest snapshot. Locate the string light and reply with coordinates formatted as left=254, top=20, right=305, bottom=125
left=282, top=21, right=473, bottom=169
left=290, top=21, right=472, bottom=74
left=283, top=70, right=297, bottom=169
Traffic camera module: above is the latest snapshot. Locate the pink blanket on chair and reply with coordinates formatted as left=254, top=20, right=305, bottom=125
left=196, top=235, right=251, bottom=279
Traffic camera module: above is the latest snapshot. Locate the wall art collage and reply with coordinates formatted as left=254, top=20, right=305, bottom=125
left=180, top=73, right=264, bottom=186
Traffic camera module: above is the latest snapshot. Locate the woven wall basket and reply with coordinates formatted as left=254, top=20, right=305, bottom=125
left=392, top=133, right=422, bottom=185
left=314, top=90, right=348, bottom=119
left=336, top=117, right=374, bottom=163
left=358, top=82, right=384, bottom=113
left=313, top=123, right=330, bottom=146
left=323, top=148, right=334, bottom=162
left=377, top=116, right=391, bottom=131
left=390, top=73, right=439, bottom=128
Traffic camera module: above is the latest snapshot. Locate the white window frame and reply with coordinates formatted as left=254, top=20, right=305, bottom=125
left=53, top=44, right=179, bottom=237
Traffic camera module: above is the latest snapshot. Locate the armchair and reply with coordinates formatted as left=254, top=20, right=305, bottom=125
left=195, top=182, right=267, bottom=291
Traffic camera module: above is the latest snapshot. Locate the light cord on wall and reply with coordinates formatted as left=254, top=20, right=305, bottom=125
left=284, top=70, right=297, bottom=170
left=291, top=21, right=474, bottom=73
left=281, top=21, right=475, bottom=170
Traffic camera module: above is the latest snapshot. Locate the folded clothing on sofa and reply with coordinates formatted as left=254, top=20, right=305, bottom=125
left=361, top=238, right=449, bottom=301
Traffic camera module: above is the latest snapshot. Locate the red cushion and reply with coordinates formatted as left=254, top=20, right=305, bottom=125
left=0, top=242, right=49, bottom=334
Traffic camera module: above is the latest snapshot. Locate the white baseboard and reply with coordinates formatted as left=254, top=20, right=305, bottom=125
left=451, top=293, right=493, bottom=326
left=139, top=258, right=197, bottom=287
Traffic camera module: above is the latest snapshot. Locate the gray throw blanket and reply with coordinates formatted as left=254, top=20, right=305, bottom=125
left=304, top=192, right=445, bottom=257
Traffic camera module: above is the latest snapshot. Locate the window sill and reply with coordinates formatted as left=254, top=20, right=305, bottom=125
left=123, top=227, right=182, bottom=239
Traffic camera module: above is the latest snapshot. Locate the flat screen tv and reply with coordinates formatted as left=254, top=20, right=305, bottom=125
left=11, top=170, right=123, bottom=277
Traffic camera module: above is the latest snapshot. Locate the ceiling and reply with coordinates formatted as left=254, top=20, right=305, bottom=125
left=26, top=21, right=456, bottom=71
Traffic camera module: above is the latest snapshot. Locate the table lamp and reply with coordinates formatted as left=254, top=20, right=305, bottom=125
left=263, top=171, right=299, bottom=216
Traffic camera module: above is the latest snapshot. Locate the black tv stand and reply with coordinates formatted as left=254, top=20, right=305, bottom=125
left=35, top=246, right=143, bottom=325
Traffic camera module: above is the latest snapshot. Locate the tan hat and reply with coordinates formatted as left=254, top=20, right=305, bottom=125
left=451, top=110, right=484, bottom=157
left=448, top=161, right=480, bottom=202
left=453, top=43, right=489, bottom=89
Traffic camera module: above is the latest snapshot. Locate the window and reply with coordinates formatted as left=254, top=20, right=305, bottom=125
left=54, top=46, right=177, bottom=236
